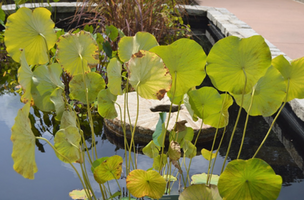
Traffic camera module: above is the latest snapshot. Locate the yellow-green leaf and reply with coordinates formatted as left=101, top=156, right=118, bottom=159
left=107, top=57, right=123, bottom=95
left=97, top=89, right=117, bottom=119
left=179, top=184, right=222, bottom=200
left=191, top=173, right=220, bottom=185
left=69, top=189, right=92, bottom=200
left=142, top=140, right=160, bottom=159
left=4, top=7, right=56, bottom=65
left=11, top=102, right=38, bottom=179
left=201, top=148, right=216, bottom=161
left=126, top=169, right=166, bottom=199
left=18, top=50, right=33, bottom=103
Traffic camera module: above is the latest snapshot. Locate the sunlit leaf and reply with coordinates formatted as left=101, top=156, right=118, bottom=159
left=126, top=169, right=166, bottom=199
left=191, top=173, right=220, bottom=185
left=11, top=102, right=38, bottom=179
left=69, top=72, right=105, bottom=104
left=18, top=50, right=33, bottom=103
left=142, top=140, right=160, bottom=159
left=233, top=66, right=286, bottom=116
left=107, top=57, right=123, bottom=95
left=183, top=92, right=198, bottom=121
left=56, top=31, right=99, bottom=76
left=206, top=35, right=271, bottom=94
left=31, top=63, right=64, bottom=112
left=218, top=158, right=282, bottom=200
left=188, top=87, right=222, bottom=120
left=69, top=189, right=92, bottom=200
left=127, top=50, right=171, bottom=100
left=153, top=154, right=167, bottom=171
left=150, top=38, right=206, bottom=101
left=152, top=112, right=167, bottom=147
left=169, top=123, right=194, bottom=148
left=105, top=25, right=119, bottom=42
left=97, top=89, right=117, bottom=119
left=201, top=148, right=216, bottom=161
left=163, top=174, right=177, bottom=182
left=4, top=7, right=57, bottom=65
left=183, top=140, right=196, bottom=158
left=93, top=155, right=123, bottom=184
left=272, top=55, right=304, bottom=101
left=54, top=126, right=81, bottom=163
left=167, top=141, right=181, bottom=161
left=179, top=184, right=222, bottom=200
left=204, top=93, right=233, bottom=128
left=91, top=157, right=108, bottom=173
left=118, top=32, right=159, bottom=62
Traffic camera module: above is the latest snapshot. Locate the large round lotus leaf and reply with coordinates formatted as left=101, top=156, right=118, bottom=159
left=50, top=87, right=65, bottom=121
left=91, top=157, right=108, bottom=173
left=233, top=66, right=286, bottom=116
left=191, top=173, right=220, bottom=186
left=56, top=31, right=99, bottom=76
left=272, top=55, right=304, bottom=102
left=218, top=158, right=282, bottom=200
left=31, top=63, right=64, bottom=112
left=69, top=72, right=105, bottom=104
left=126, top=169, right=166, bottom=199
left=11, top=102, right=38, bottom=179
left=97, top=89, right=117, bottom=119
left=183, top=140, right=196, bottom=158
left=18, top=50, right=33, bottom=103
left=4, top=7, right=56, bottom=65
left=179, top=184, right=222, bottom=200
left=54, top=126, right=81, bottom=163
left=188, top=87, right=222, bottom=120
left=150, top=38, right=206, bottom=99
left=118, top=32, right=159, bottom=62
left=127, top=50, right=171, bottom=100
left=206, top=35, right=271, bottom=94
left=142, top=140, right=160, bottom=159
left=204, top=93, right=233, bottom=128
left=93, top=155, right=123, bottom=184
left=107, top=57, right=123, bottom=95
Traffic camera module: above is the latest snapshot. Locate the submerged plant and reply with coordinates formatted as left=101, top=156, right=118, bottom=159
left=5, top=5, right=304, bottom=200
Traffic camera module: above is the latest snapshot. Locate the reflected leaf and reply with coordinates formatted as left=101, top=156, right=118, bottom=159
left=218, top=158, right=282, bottom=200
left=206, top=35, right=271, bottom=94
left=93, top=155, right=123, bottom=184
left=126, top=169, right=166, bottom=199
left=11, top=102, right=38, bottom=179
left=69, top=72, right=106, bottom=104
left=127, top=50, right=171, bottom=100
left=97, top=89, right=117, bottom=119
left=118, top=32, right=159, bottom=62
left=4, top=7, right=57, bottom=65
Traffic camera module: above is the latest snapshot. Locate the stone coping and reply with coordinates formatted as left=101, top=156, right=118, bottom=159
left=3, top=3, right=304, bottom=121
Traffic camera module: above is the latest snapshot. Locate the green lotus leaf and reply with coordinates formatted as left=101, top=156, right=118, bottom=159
left=31, top=63, right=64, bottom=112
left=105, top=25, right=119, bottom=42
left=93, top=155, right=123, bottom=184
left=183, top=140, right=196, bottom=158
left=126, top=169, right=166, bottom=199
left=272, top=55, right=304, bottom=101
left=69, top=189, right=92, bottom=200
left=11, top=102, right=38, bottom=179
left=118, top=32, right=159, bottom=62
left=218, top=158, right=282, bottom=200
left=183, top=92, right=198, bottom=121
left=97, top=89, right=118, bottom=119
left=191, top=173, right=220, bottom=186
left=152, top=112, right=167, bottom=147
left=127, top=50, right=171, bottom=100
left=150, top=38, right=207, bottom=100
left=179, top=184, right=222, bottom=200
left=201, top=148, right=216, bottom=161
left=4, top=7, right=57, bottom=65
left=50, top=87, right=65, bottom=121
left=168, top=141, right=181, bottom=161
left=142, top=140, right=160, bottom=159
left=56, top=31, right=99, bottom=76
left=188, top=87, right=222, bottom=120
left=69, top=72, right=105, bottom=104
left=54, top=126, right=81, bottom=163
left=206, top=35, right=271, bottom=94
left=18, top=50, right=33, bottom=103
left=204, top=93, right=233, bottom=128
left=153, top=154, right=167, bottom=171
left=169, top=126, right=194, bottom=148
left=163, top=174, right=177, bottom=182
left=91, top=157, right=109, bottom=173
left=60, top=110, right=77, bottom=129
left=107, top=57, right=123, bottom=95
left=0, top=4, right=5, bottom=25
left=233, top=66, right=286, bottom=116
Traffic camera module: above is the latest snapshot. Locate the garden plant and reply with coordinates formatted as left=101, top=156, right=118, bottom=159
left=3, top=4, right=304, bottom=200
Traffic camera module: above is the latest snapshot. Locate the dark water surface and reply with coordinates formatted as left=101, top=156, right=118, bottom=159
left=1, top=93, right=304, bottom=200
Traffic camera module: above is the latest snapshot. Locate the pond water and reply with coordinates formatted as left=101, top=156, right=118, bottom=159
left=1, top=88, right=304, bottom=199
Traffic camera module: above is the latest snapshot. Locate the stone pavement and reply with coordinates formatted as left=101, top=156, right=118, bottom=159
left=195, top=0, right=304, bottom=60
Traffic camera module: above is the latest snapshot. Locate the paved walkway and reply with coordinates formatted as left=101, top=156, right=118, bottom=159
left=195, top=0, right=304, bottom=60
